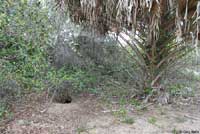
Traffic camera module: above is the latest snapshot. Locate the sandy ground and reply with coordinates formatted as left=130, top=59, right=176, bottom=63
left=1, top=93, right=200, bottom=134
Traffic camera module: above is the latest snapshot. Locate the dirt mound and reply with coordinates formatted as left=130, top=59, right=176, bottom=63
left=2, top=93, right=200, bottom=134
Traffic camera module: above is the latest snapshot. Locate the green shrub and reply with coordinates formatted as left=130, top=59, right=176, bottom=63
left=0, top=1, right=57, bottom=120
left=0, top=104, right=8, bottom=120
left=148, top=117, right=157, bottom=125
left=0, top=0, right=54, bottom=91
left=121, top=117, right=135, bottom=125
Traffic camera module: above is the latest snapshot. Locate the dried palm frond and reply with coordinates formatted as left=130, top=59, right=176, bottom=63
left=55, top=0, right=199, bottom=91
left=56, top=0, right=197, bottom=37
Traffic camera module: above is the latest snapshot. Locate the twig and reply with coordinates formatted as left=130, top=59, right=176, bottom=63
left=143, top=88, right=158, bottom=103
left=184, top=114, right=200, bottom=121
left=102, top=109, right=120, bottom=113
left=137, top=103, right=154, bottom=110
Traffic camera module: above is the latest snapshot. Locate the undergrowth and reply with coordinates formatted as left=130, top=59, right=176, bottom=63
left=0, top=0, right=98, bottom=120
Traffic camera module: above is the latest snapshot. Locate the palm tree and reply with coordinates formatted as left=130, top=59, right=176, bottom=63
left=56, top=0, right=200, bottom=102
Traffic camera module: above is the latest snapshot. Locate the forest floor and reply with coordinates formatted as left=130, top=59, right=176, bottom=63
left=1, top=90, right=200, bottom=134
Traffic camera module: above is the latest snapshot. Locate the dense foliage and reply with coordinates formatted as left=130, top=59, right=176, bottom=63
left=0, top=0, right=132, bottom=119
left=0, top=0, right=97, bottom=119
left=0, top=0, right=52, bottom=90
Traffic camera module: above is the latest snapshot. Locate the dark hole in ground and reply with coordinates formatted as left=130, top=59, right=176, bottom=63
left=64, top=97, right=72, bottom=103
left=56, top=96, right=72, bottom=104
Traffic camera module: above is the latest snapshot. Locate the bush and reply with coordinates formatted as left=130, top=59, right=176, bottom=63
left=0, top=0, right=54, bottom=90
left=0, top=0, right=56, bottom=119
left=0, top=79, right=22, bottom=100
